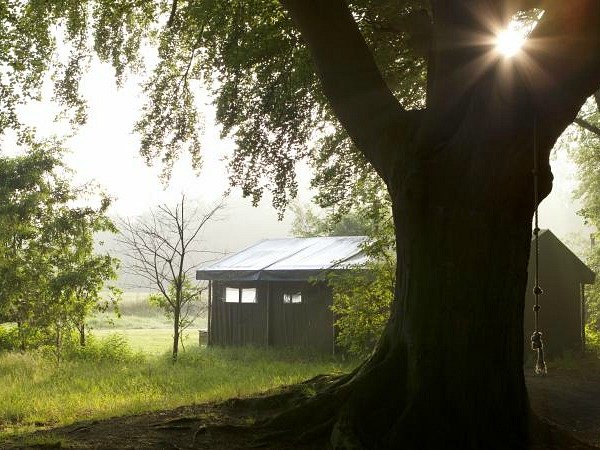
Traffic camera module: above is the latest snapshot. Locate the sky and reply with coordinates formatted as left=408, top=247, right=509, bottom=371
left=6, top=56, right=593, bottom=257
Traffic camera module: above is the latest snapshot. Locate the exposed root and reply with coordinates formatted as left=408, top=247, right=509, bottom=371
left=178, top=372, right=360, bottom=448
left=221, top=373, right=348, bottom=415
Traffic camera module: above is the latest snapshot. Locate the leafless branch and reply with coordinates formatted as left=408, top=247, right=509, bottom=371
left=117, top=195, right=226, bottom=360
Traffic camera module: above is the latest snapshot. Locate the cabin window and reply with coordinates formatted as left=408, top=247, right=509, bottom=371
left=283, top=292, right=302, bottom=304
left=225, top=287, right=239, bottom=303
left=241, top=288, right=257, bottom=303
left=224, top=287, right=257, bottom=303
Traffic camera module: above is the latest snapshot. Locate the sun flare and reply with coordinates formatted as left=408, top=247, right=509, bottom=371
left=495, top=27, right=526, bottom=57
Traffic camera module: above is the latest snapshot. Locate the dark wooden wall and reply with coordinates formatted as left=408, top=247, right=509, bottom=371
left=524, top=234, right=585, bottom=355
left=269, top=281, right=334, bottom=354
left=210, top=281, right=269, bottom=346
left=209, top=280, right=334, bottom=353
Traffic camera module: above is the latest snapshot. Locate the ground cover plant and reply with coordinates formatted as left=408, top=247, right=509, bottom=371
left=0, top=335, right=354, bottom=440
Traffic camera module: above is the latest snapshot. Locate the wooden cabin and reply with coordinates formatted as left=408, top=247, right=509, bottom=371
left=196, top=236, right=367, bottom=353
left=524, top=230, right=596, bottom=354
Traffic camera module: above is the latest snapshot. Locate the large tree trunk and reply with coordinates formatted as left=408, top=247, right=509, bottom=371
left=333, top=200, right=532, bottom=448
left=325, top=114, right=538, bottom=447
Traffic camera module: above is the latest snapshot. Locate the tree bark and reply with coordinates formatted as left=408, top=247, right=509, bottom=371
left=328, top=149, right=534, bottom=448
left=172, top=302, right=180, bottom=362
left=78, top=322, right=86, bottom=347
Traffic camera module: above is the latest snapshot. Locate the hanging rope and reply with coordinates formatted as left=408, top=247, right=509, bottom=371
left=531, top=116, right=547, bottom=375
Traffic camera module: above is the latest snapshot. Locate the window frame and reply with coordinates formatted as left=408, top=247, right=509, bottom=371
left=222, top=285, right=258, bottom=304
left=283, top=291, right=302, bottom=304
left=240, top=287, right=257, bottom=303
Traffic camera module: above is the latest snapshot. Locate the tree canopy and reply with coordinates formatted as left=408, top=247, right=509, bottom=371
left=0, top=0, right=427, bottom=211
left=0, top=138, right=119, bottom=353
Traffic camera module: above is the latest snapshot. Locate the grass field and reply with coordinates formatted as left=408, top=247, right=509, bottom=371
left=0, top=343, right=354, bottom=438
left=89, top=291, right=207, bottom=354
left=92, top=328, right=200, bottom=354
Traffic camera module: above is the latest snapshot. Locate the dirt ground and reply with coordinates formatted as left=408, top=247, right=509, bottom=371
left=527, top=365, right=600, bottom=448
left=5, top=365, right=600, bottom=449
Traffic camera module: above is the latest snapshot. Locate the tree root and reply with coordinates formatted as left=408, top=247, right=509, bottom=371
left=183, top=339, right=598, bottom=450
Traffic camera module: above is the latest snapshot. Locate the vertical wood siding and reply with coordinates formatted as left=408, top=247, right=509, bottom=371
left=210, top=281, right=268, bottom=346
left=210, top=280, right=334, bottom=353
left=269, top=281, right=334, bottom=353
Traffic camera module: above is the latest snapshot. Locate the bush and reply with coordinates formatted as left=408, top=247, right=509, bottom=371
left=0, top=324, right=18, bottom=351
left=329, top=260, right=394, bottom=358
left=64, top=333, right=142, bottom=363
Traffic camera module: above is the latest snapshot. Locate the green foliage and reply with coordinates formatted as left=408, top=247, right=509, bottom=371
left=0, top=0, right=428, bottom=213
left=62, top=332, right=138, bottom=363
left=586, top=250, right=600, bottom=331
left=0, top=140, right=120, bottom=354
left=329, top=260, right=394, bottom=358
left=0, top=324, right=18, bottom=351
left=585, top=325, right=600, bottom=353
left=569, top=95, right=600, bottom=331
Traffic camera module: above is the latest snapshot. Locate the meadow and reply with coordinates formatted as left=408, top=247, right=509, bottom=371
left=89, top=291, right=207, bottom=353
left=0, top=292, right=355, bottom=439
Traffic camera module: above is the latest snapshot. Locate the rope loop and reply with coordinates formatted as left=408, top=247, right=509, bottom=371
left=531, top=331, right=547, bottom=375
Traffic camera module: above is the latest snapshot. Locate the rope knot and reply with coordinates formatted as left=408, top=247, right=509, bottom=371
left=531, top=331, right=542, bottom=349
left=531, top=331, right=547, bottom=375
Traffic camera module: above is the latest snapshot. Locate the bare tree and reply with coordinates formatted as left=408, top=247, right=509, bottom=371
left=118, top=195, right=224, bottom=361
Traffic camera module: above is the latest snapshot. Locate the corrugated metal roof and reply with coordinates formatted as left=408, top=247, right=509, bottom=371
left=196, top=236, right=368, bottom=281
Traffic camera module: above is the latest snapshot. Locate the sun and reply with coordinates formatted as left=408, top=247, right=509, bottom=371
left=495, top=27, right=526, bottom=57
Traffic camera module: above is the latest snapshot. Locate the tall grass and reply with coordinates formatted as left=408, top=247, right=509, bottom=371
left=0, top=335, right=355, bottom=438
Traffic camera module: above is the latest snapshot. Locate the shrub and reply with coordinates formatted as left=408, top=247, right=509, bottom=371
left=329, top=259, right=394, bottom=358
left=64, top=333, right=142, bottom=363
left=0, top=324, right=18, bottom=351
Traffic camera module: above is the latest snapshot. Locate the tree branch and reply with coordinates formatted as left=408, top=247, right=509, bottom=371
left=574, top=117, right=600, bottom=137
left=166, top=0, right=178, bottom=28
left=526, top=1, right=600, bottom=144
left=280, top=0, right=421, bottom=183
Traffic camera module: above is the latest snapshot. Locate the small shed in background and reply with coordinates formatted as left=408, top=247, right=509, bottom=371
left=525, top=230, right=596, bottom=354
left=196, top=236, right=367, bottom=353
